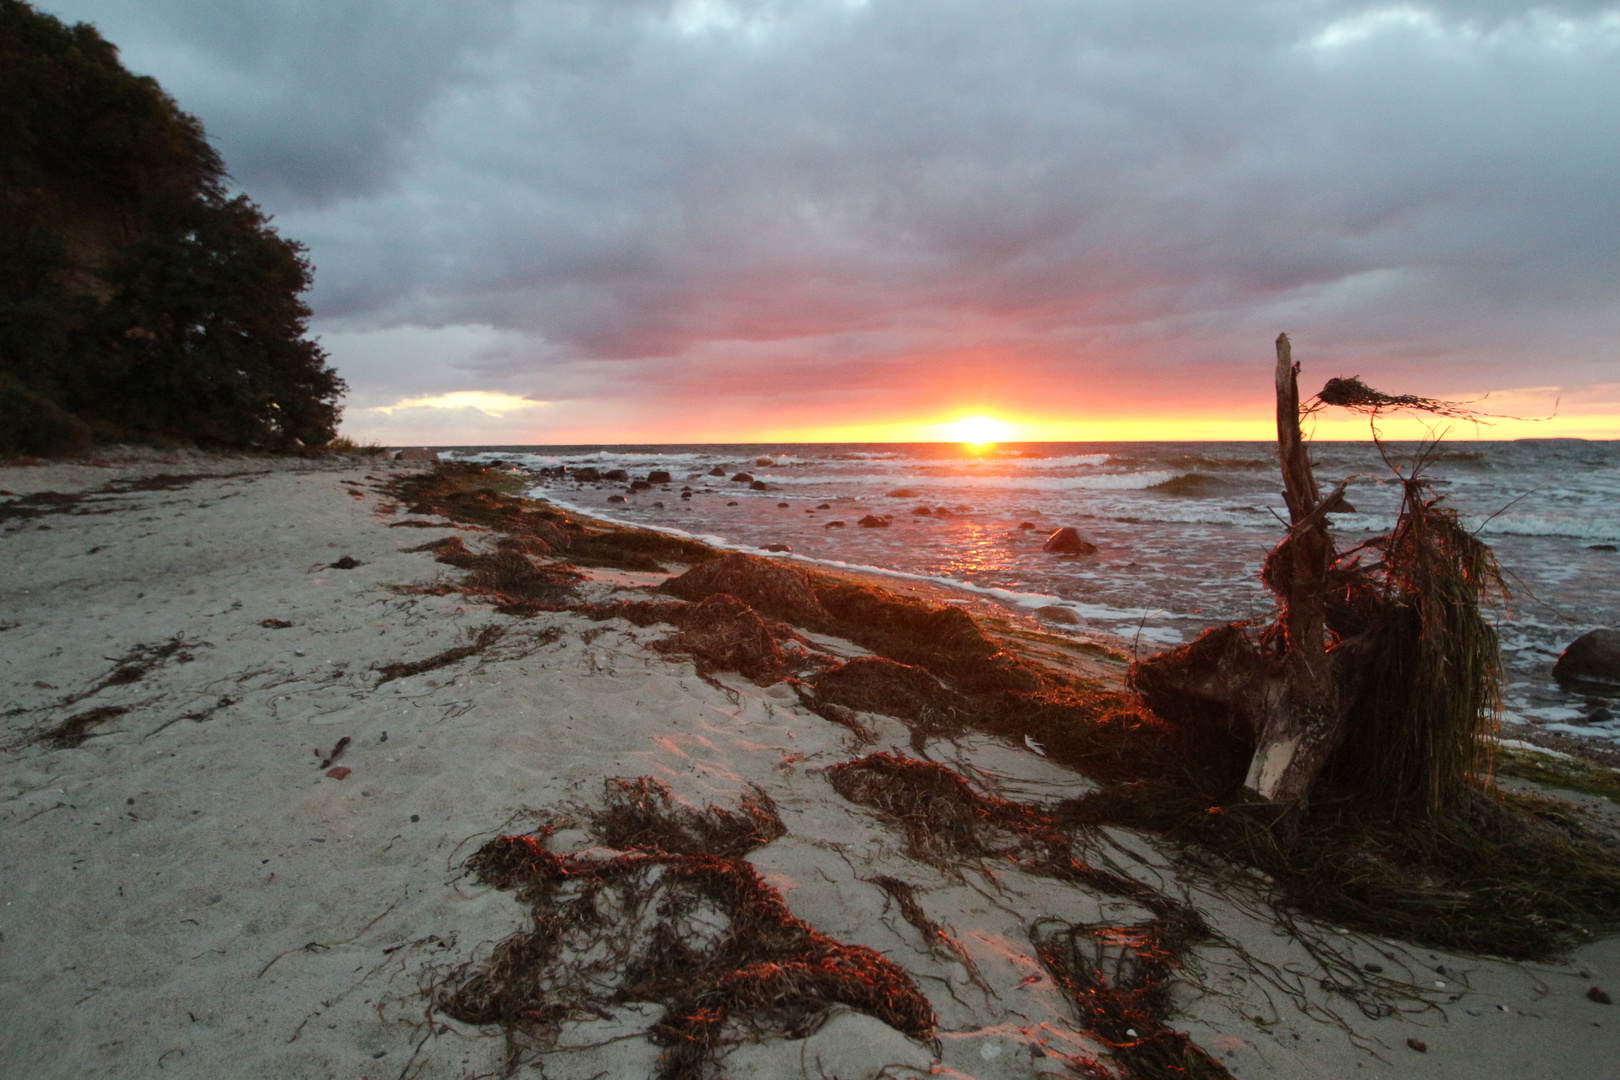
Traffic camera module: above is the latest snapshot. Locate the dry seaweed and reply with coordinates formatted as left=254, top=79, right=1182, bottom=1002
left=825, top=753, right=1184, bottom=919
left=811, top=581, right=1045, bottom=694
left=386, top=463, right=710, bottom=571
left=39, top=705, right=128, bottom=748
left=651, top=594, right=789, bottom=686
left=868, top=875, right=993, bottom=996
left=1033, top=918, right=1233, bottom=1080
left=376, top=625, right=506, bottom=684
left=1313, top=376, right=1476, bottom=419
left=437, top=778, right=935, bottom=1079
left=658, top=552, right=826, bottom=625
left=589, top=775, right=786, bottom=857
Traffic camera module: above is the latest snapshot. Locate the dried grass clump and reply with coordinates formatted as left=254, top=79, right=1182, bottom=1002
left=1328, top=487, right=1504, bottom=816
left=1033, top=919, right=1233, bottom=1080
left=437, top=779, right=935, bottom=1079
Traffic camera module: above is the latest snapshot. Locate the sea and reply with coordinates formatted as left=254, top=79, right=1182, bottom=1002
left=440, top=440, right=1620, bottom=746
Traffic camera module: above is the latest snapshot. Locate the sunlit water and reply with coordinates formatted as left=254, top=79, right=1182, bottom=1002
left=443, top=441, right=1620, bottom=745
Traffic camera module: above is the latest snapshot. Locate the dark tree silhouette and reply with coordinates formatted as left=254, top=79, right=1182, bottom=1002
left=0, top=0, right=343, bottom=453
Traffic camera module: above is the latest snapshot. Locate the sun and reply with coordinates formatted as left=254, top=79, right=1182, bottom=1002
left=945, top=415, right=1010, bottom=445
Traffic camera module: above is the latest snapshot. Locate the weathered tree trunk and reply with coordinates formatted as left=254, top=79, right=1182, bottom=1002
left=1240, top=334, right=1353, bottom=803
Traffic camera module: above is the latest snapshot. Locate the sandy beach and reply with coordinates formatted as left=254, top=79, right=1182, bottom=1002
left=2, top=451, right=1617, bottom=1080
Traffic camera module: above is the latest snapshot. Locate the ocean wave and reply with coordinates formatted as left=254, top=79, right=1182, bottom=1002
left=1147, top=472, right=1235, bottom=497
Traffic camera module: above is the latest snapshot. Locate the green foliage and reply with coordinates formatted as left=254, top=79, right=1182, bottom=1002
left=0, top=0, right=343, bottom=452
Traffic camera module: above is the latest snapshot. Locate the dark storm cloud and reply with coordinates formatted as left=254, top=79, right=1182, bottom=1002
left=41, top=0, right=1620, bottom=415
left=45, top=0, right=518, bottom=205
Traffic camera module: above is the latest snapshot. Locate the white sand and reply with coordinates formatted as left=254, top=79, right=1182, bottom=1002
left=2, top=451, right=1616, bottom=1079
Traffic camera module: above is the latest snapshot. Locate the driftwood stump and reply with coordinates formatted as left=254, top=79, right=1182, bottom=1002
left=1242, top=334, right=1359, bottom=802
left=1131, top=337, right=1503, bottom=825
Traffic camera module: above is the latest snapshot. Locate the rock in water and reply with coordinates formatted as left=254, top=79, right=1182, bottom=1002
left=858, top=514, right=891, bottom=528
left=1553, top=628, right=1620, bottom=688
left=1042, top=527, right=1097, bottom=555
left=1035, top=605, right=1082, bottom=625
left=394, top=447, right=439, bottom=462
left=647, top=470, right=673, bottom=484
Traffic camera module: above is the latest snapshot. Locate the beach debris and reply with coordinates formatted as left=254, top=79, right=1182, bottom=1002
left=436, top=779, right=934, bottom=1079
left=1405, top=1037, right=1428, bottom=1052
left=324, top=766, right=351, bottom=780
left=1316, top=376, right=1474, bottom=420
left=327, top=555, right=361, bottom=569
left=867, top=875, right=992, bottom=995
left=39, top=705, right=128, bottom=749
left=659, top=552, right=826, bottom=625
left=1553, top=629, right=1620, bottom=689
left=259, top=618, right=293, bottom=629
left=1042, top=527, right=1097, bottom=555
left=376, top=625, right=506, bottom=684
left=651, top=594, right=788, bottom=685
left=1589, top=987, right=1613, bottom=1005
left=812, top=582, right=1041, bottom=694
left=811, top=658, right=961, bottom=748
left=319, top=736, right=351, bottom=768
left=1025, top=734, right=1047, bottom=755
left=1033, top=919, right=1233, bottom=1080
left=1130, top=333, right=1504, bottom=819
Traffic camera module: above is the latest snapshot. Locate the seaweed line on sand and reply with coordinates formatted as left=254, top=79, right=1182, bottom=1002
left=430, top=777, right=936, bottom=1080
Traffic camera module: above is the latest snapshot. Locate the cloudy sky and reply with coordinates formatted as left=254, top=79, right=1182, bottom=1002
left=41, top=0, right=1620, bottom=443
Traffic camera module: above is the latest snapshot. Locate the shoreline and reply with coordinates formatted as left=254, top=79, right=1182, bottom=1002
left=2, top=449, right=1617, bottom=1079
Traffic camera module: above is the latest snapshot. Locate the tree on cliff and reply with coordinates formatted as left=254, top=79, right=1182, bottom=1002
left=0, top=0, right=344, bottom=453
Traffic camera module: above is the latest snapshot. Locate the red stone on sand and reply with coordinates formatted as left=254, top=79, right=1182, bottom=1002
left=326, top=766, right=352, bottom=780
left=1406, top=1038, right=1427, bottom=1053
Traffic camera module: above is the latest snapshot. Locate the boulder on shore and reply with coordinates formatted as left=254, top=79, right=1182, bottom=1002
left=647, top=470, right=673, bottom=484
left=571, top=466, right=601, bottom=481
left=394, top=447, right=439, bottom=462
left=1035, top=605, right=1083, bottom=625
left=1042, top=527, right=1097, bottom=555
left=1553, top=628, right=1620, bottom=688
